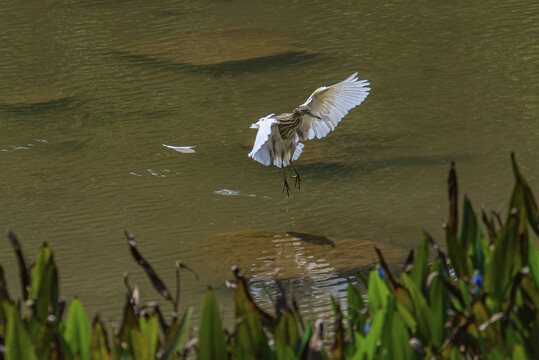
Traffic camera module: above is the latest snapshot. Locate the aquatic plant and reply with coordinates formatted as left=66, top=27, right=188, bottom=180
left=0, top=231, right=195, bottom=360
left=0, top=153, right=538, bottom=359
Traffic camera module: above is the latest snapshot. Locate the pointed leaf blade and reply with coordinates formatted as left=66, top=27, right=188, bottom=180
left=7, top=231, right=30, bottom=300
left=90, top=317, right=111, bottom=360
left=157, top=307, right=192, bottom=360
left=410, top=236, right=429, bottom=292
left=198, top=289, right=226, bottom=360
left=445, top=226, right=470, bottom=279
left=64, top=298, right=91, bottom=360
left=3, top=302, right=38, bottom=360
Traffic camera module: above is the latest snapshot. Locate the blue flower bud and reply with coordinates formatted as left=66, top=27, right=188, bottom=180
left=376, top=265, right=386, bottom=282
left=472, top=271, right=483, bottom=292
left=364, top=321, right=371, bottom=334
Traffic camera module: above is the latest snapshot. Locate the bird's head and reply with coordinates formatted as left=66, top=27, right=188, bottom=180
left=295, top=105, right=321, bottom=119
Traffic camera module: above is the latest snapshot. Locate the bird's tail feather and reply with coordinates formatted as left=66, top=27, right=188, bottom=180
left=272, top=142, right=304, bottom=168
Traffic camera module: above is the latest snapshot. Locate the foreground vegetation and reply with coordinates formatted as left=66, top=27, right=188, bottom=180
left=1, top=154, right=538, bottom=359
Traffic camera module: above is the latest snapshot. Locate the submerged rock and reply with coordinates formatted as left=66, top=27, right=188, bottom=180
left=117, top=27, right=312, bottom=67
left=201, top=230, right=407, bottom=281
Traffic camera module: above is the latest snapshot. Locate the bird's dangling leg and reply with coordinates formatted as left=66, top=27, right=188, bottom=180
left=290, top=161, right=301, bottom=190
left=281, top=167, right=291, bottom=196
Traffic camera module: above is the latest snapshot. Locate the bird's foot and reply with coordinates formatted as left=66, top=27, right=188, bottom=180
left=282, top=178, right=291, bottom=197
left=289, top=162, right=301, bottom=190
left=291, top=174, right=301, bottom=189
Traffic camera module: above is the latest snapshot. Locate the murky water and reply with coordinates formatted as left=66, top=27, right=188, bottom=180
left=1, top=0, right=538, bottom=327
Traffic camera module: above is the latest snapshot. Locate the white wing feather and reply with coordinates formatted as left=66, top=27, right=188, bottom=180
left=162, top=144, right=196, bottom=153
left=248, top=114, right=278, bottom=166
left=292, top=142, right=304, bottom=161
left=250, top=113, right=274, bottom=129
left=297, top=73, right=370, bottom=140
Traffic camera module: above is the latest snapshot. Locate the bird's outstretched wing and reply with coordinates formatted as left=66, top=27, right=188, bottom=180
left=248, top=114, right=278, bottom=166
left=297, top=73, right=370, bottom=140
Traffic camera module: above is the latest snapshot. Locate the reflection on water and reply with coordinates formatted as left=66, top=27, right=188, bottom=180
left=1, top=0, right=538, bottom=326
left=1, top=139, right=48, bottom=152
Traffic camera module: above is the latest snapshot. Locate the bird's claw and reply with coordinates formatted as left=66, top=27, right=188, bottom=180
left=291, top=175, right=301, bottom=189
left=282, top=178, right=291, bottom=197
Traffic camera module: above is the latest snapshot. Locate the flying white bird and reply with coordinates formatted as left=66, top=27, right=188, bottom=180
left=248, top=73, right=370, bottom=195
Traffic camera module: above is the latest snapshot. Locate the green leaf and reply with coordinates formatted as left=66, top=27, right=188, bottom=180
left=367, top=269, right=390, bottom=314
left=29, top=244, right=60, bottom=324
left=457, top=279, right=472, bottom=315
left=512, top=344, right=529, bottom=360
left=351, top=333, right=366, bottom=360
left=280, top=347, right=296, bottom=360
left=510, top=153, right=539, bottom=236
left=346, top=282, right=364, bottom=312
left=235, top=291, right=262, bottom=358
left=36, top=321, right=68, bottom=359
left=484, top=214, right=520, bottom=304
left=118, top=297, right=149, bottom=360
left=346, top=282, right=364, bottom=333
left=274, top=310, right=300, bottom=360
left=521, top=181, right=539, bottom=237
left=505, top=325, right=524, bottom=359
left=379, top=295, right=397, bottom=358
left=157, top=307, right=192, bottom=360
left=41, top=261, right=59, bottom=324
left=90, top=317, right=111, bottom=360
left=198, top=289, right=226, bottom=360
left=330, top=305, right=345, bottom=359
left=7, top=231, right=30, bottom=301
left=474, top=238, right=488, bottom=276
left=351, top=307, right=386, bottom=360
left=449, top=347, right=463, bottom=360
left=509, top=181, right=529, bottom=238
left=296, top=324, right=312, bottom=358
left=520, top=276, right=539, bottom=309
left=233, top=273, right=273, bottom=359
left=428, top=263, right=450, bottom=349
left=459, top=197, right=486, bottom=273
left=2, top=301, right=38, bottom=360
left=471, top=301, right=502, bottom=351
left=395, top=301, right=417, bottom=333
left=29, top=243, right=51, bottom=299
left=445, top=226, right=471, bottom=280
left=402, top=273, right=431, bottom=341
left=330, top=296, right=339, bottom=316
left=459, top=196, right=479, bottom=249
left=142, top=314, right=159, bottom=358
left=410, top=236, right=429, bottom=292
left=528, top=239, right=539, bottom=288
left=380, top=296, right=416, bottom=360
left=358, top=271, right=369, bottom=288
left=64, top=298, right=91, bottom=360
left=487, top=348, right=506, bottom=360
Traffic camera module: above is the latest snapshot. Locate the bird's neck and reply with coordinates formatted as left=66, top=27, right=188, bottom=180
left=277, top=112, right=302, bottom=139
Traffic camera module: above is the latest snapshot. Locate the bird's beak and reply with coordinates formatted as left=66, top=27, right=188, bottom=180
left=309, top=111, right=322, bottom=120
